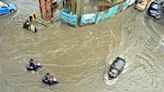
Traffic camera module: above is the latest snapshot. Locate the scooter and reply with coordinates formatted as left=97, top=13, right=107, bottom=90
left=26, top=63, right=42, bottom=71
left=42, top=78, right=59, bottom=86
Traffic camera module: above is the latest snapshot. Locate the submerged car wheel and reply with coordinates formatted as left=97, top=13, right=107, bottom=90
left=155, top=15, right=161, bottom=19
left=10, top=9, right=15, bottom=13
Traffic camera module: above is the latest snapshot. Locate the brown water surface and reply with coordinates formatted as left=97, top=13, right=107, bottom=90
left=0, top=0, right=164, bottom=92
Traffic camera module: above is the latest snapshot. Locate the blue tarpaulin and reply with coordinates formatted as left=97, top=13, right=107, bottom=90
left=59, top=10, right=78, bottom=27
left=96, top=11, right=108, bottom=24
left=108, top=5, right=118, bottom=17
left=96, top=5, right=118, bottom=23
left=80, top=13, right=96, bottom=26
left=123, top=0, right=136, bottom=10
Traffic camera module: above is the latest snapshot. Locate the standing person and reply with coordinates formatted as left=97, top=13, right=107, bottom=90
left=29, top=15, right=33, bottom=22
left=63, top=0, right=71, bottom=12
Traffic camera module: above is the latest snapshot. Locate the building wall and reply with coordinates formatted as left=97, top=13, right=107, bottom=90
left=60, top=0, right=137, bottom=26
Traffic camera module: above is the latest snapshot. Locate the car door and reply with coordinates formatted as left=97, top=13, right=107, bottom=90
left=0, top=6, right=10, bottom=15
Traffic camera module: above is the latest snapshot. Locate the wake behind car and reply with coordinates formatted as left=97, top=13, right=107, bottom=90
left=108, top=57, right=126, bottom=80
left=148, top=1, right=161, bottom=19
left=0, top=1, right=16, bottom=15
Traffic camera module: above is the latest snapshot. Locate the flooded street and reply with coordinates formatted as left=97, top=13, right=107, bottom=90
left=0, top=0, right=164, bottom=92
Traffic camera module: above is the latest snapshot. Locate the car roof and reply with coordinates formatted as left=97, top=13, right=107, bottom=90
left=114, top=59, right=125, bottom=70
left=0, top=1, right=3, bottom=6
left=112, top=57, right=126, bottom=70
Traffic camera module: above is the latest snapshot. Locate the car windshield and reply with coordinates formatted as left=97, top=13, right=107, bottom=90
left=141, top=1, right=146, bottom=5
left=152, top=4, right=159, bottom=9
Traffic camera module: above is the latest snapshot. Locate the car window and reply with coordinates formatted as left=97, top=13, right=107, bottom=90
left=0, top=1, right=8, bottom=8
left=152, top=4, right=159, bottom=9
left=2, top=3, right=8, bottom=8
left=2, top=6, right=7, bottom=8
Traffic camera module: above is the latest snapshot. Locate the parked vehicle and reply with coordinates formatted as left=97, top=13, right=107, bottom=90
left=148, top=1, right=161, bottom=19
left=135, top=0, right=149, bottom=11
left=108, top=57, right=126, bottom=80
left=0, top=1, right=16, bottom=15
left=23, top=20, right=37, bottom=33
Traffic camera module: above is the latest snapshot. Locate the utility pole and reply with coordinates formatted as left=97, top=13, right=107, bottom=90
left=70, top=0, right=77, bottom=14
left=69, top=0, right=84, bottom=23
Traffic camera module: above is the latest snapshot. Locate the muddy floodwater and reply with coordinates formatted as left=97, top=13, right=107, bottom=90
left=0, top=0, right=164, bottom=92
